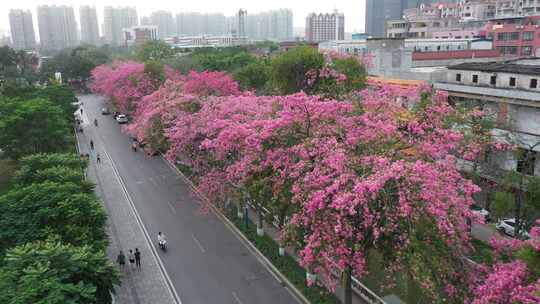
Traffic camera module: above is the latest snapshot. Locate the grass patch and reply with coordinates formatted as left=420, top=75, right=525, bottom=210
left=176, top=163, right=193, bottom=178
left=226, top=207, right=340, bottom=304
left=469, top=239, right=494, bottom=265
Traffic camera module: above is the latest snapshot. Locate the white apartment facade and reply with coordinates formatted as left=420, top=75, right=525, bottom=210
left=80, top=6, right=100, bottom=45
left=103, top=6, right=138, bottom=45
left=37, top=5, right=78, bottom=51
left=305, top=10, right=345, bottom=42
left=9, top=9, right=36, bottom=50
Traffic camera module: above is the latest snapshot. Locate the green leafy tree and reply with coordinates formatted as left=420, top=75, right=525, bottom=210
left=0, top=181, right=107, bottom=251
left=0, top=98, right=72, bottom=159
left=270, top=46, right=324, bottom=94
left=16, top=153, right=85, bottom=173
left=1, top=84, right=77, bottom=119
left=233, top=60, right=271, bottom=93
left=40, top=46, right=110, bottom=83
left=0, top=240, right=119, bottom=304
left=0, top=46, right=38, bottom=90
left=492, top=191, right=515, bottom=220
left=194, top=48, right=256, bottom=72
left=332, top=57, right=367, bottom=92
left=164, top=55, right=204, bottom=74
left=136, top=40, right=175, bottom=62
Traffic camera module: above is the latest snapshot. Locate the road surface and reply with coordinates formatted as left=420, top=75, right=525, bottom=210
left=80, top=94, right=298, bottom=304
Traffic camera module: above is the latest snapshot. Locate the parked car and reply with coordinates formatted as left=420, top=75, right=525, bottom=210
left=101, top=107, right=110, bottom=115
left=496, top=218, right=530, bottom=239
left=116, top=114, right=128, bottom=124
left=471, top=204, right=490, bottom=222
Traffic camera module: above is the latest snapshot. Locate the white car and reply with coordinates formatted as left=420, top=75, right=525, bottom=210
left=116, top=114, right=128, bottom=124
left=496, top=218, right=530, bottom=239
left=471, top=205, right=490, bottom=221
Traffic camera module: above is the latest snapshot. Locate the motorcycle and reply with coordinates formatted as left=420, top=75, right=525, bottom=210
left=158, top=239, right=167, bottom=251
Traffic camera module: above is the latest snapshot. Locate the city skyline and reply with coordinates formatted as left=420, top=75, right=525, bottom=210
left=0, top=0, right=367, bottom=40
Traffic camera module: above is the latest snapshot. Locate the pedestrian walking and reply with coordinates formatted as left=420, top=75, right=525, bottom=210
left=90, top=140, right=94, bottom=150
left=96, top=153, right=101, bottom=164
left=128, top=249, right=135, bottom=269
left=116, top=250, right=126, bottom=270
left=134, top=248, right=141, bottom=270
left=80, top=108, right=83, bottom=115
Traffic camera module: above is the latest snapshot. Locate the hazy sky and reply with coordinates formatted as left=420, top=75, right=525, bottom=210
left=0, top=0, right=367, bottom=38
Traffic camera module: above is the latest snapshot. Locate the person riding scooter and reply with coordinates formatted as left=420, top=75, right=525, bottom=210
left=158, top=232, right=167, bottom=250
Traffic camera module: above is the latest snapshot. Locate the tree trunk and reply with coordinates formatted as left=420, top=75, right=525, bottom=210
left=515, top=174, right=524, bottom=237
left=343, top=266, right=353, bottom=304
left=257, top=211, right=264, bottom=236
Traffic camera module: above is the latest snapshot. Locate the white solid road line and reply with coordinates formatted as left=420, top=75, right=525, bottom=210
left=231, top=291, right=244, bottom=304
left=100, top=146, right=183, bottom=304
left=191, top=234, right=206, bottom=253
left=166, top=201, right=177, bottom=215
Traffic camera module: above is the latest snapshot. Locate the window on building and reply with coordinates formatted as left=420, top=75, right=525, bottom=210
left=523, top=31, right=534, bottom=41
left=497, top=32, right=520, bottom=41
left=516, top=149, right=537, bottom=175
left=530, top=78, right=538, bottom=88
left=490, top=75, right=497, bottom=85
left=472, top=74, right=478, bottom=83
left=456, top=73, right=462, bottom=82
left=497, top=46, right=519, bottom=55
left=509, top=77, right=516, bottom=86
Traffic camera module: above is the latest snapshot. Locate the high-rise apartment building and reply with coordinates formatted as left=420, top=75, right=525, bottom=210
left=176, top=13, right=228, bottom=36
left=9, top=9, right=36, bottom=50
left=37, top=5, right=78, bottom=51
left=150, top=11, right=175, bottom=39
left=366, top=0, right=460, bottom=38
left=238, top=9, right=247, bottom=38
left=103, top=6, right=138, bottom=45
left=365, top=0, right=404, bottom=38
left=496, top=0, right=540, bottom=17
left=245, top=9, right=293, bottom=41
left=305, top=10, right=344, bottom=42
left=80, top=6, right=100, bottom=45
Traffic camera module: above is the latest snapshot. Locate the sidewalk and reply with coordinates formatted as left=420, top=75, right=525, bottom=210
left=76, top=116, right=177, bottom=304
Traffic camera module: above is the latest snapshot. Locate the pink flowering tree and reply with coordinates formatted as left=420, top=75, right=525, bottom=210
left=164, top=84, right=494, bottom=303
left=305, top=52, right=367, bottom=99
left=89, top=61, right=167, bottom=113
left=125, top=70, right=243, bottom=152
left=472, top=221, right=540, bottom=303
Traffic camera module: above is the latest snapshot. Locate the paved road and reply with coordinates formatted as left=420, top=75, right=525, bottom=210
left=80, top=95, right=298, bottom=304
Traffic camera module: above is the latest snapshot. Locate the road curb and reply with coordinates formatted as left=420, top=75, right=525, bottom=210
left=161, top=156, right=311, bottom=304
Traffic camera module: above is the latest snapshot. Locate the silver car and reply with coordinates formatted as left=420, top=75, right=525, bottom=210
left=116, top=114, right=128, bottom=124
left=496, top=218, right=530, bottom=239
